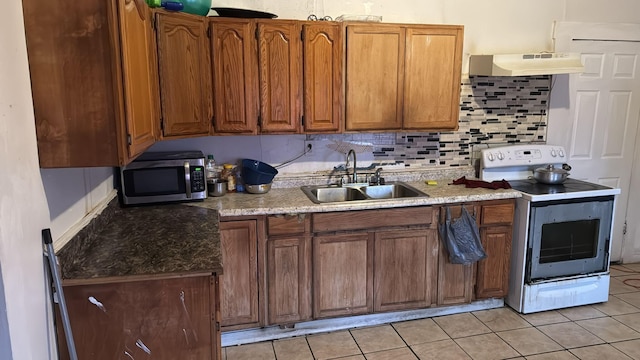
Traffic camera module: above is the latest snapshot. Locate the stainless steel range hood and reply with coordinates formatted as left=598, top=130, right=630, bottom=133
left=469, top=53, right=584, bottom=76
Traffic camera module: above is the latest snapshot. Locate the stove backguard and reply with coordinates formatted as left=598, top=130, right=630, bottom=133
left=526, top=196, right=614, bottom=283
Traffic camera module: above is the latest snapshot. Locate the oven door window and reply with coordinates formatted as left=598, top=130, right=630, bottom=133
left=527, top=197, right=614, bottom=282
left=122, top=167, right=186, bottom=197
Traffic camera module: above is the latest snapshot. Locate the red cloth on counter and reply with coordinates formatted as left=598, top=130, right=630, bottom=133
left=451, top=176, right=512, bottom=190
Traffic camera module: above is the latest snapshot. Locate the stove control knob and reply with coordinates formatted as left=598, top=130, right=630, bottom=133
left=558, top=149, right=565, bottom=157
left=550, top=149, right=557, bottom=157
left=487, top=153, right=495, bottom=161
left=497, top=151, right=505, bottom=160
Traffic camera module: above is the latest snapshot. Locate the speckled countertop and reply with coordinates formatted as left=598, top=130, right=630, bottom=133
left=58, top=167, right=520, bottom=283
left=58, top=199, right=221, bottom=283
left=190, top=169, right=522, bottom=217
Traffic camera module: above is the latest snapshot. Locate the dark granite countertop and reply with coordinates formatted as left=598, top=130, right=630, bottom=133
left=58, top=198, right=221, bottom=283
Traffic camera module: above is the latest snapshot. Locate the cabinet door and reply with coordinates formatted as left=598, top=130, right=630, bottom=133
left=267, top=235, right=312, bottom=324
left=374, top=228, right=438, bottom=312
left=23, top=0, right=122, bottom=167
left=403, top=26, right=463, bottom=131
left=210, top=19, right=259, bottom=134
left=219, top=220, right=259, bottom=329
left=346, top=25, right=404, bottom=131
left=156, top=12, right=212, bottom=137
left=117, top=0, right=159, bottom=158
left=58, top=276, right=214, bottom=360
left=437, top=204, right=478, bottom=305
left=303, top=22, right=342, bottom=132
left=313, top=232, right=373, bottom=318
left=258, top=21, right=302, bottom=133
left=476, top=226, right=512, bottom=299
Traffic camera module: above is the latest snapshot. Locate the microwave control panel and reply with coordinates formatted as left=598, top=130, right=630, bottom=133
left=191, top=166, right=205, bottom=192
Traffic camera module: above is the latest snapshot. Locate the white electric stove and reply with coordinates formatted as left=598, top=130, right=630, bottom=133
left=480, top=144, right=620, bottom=313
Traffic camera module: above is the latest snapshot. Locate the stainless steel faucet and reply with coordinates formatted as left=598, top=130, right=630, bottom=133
left=346, top=149, right=357, bottom=184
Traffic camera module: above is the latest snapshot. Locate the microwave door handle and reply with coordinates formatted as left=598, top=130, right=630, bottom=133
left=184, top=162, right=192, bottom=198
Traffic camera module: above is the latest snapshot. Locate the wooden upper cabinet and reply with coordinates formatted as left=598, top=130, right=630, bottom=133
left=302, top=22, right=343, bottom=133
left=118, top=0, right=160, bottom=158
left=210, top=19, right=259, bottom=134
left=258, top=21, right=302, bottom=133
left=345, top=23, right=463, bottom=132
left=22, top=0, right=142, bottom=167
left=156, top=12, right=212, bottom=138
left=404, top=26, right=463, bottom=130
left=346, top=25, right=405, bottom=131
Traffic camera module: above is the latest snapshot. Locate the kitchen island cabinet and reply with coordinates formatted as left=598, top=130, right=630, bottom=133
left=55, top=201, right=222, bottom=359
left=58, top=275, right=219, bottom=360
left=345, top=23, right=463, bottom=132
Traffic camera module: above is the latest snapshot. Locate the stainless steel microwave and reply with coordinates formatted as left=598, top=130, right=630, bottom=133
left=119, top=151, right=207, bottom=205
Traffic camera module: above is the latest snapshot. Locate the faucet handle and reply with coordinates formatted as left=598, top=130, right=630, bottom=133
left=370, top=167, right=384, bottom=185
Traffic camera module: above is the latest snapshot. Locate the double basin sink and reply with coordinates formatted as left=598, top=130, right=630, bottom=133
left=301, top=181, right=429, bottom=204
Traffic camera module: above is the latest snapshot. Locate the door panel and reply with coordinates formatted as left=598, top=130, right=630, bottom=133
left=211, top=20, right=259, bottom=134
left=117, top=0, right=158, bottom=158
left=258, top=21, right=302, bottom=133
left=550, top=27, right=640, bottom=262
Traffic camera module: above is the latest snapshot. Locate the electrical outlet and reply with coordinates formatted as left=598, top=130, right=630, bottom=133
left=304, top=141, right=313, bottom=153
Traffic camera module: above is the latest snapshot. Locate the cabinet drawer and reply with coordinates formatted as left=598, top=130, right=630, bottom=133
left=267, top=214, right=308, bottom=236
left=480, top=202, right=515, bottom=226
left=313, top=207, right=433, bottom=233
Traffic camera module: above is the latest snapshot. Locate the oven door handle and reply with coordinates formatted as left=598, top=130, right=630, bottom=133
left=184, top=161, right=192, bottom=198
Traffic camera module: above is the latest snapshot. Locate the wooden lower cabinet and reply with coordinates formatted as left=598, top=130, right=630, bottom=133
left=58, top=275, right=220, bottom=360
left=313, top=232, right=374, bottom=318
left=267, top=235, right=312, bottom=324
left=437, top=243, right=476, bottom=305
left=437, top=200, right=515, bottom=304
left=219, top=220, right=260, bottom=330
left=374, top=228, right=439, bottom=312
left=437, top=204, right=478, bottom=305
left=476, top=200, right=515, bottom=299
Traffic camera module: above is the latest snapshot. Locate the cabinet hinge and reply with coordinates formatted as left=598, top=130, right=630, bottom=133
left=623, top=220, right=627, bottom=235
left=258, top=115, right=262, bottom=127
left=126, top=134, right=132, bottom=145
left=255, top=26, right=259, bottom=40
left=216, top=321, right=220, bottom=331
left=160, top=119, right=164, bottom=132
left=301, top=115, right=305, bottom=126
left=301, top=29, right=304, bottom=41
left=151, top=16, right=156, bottom=31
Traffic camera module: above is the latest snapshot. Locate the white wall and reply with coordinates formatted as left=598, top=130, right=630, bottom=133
left=0, top=0, right=54, bottom=358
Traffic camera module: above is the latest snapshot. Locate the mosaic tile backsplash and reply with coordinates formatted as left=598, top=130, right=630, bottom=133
left=307, top=75, right=551, bottom=168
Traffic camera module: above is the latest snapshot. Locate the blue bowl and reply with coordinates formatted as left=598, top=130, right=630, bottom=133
left=241, top=159, right=278, bottom=185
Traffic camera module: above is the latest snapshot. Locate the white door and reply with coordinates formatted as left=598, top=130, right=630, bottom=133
left=549, top=22, right=640, bottom=263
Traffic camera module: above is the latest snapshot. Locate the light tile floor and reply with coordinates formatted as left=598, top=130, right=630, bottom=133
left=222, top=264, right=640, bottom=359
